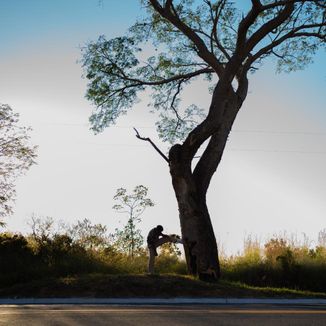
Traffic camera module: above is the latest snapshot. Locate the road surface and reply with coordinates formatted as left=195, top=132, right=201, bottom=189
left=1, top=304, right=326, bottom=325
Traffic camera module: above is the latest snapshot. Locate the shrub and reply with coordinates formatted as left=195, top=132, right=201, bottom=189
left=0, top=233, right=41, bottom=285
left=221, top=235, right=326, bottom=292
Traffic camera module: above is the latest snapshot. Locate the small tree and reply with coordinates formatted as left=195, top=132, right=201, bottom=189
left=0, top=104, right=37, bottom=221
left=113, top=185, right=154, bottom=257
left=28, top=214, right=55, bottom=244
left=68, top=218, right=109, bottom=250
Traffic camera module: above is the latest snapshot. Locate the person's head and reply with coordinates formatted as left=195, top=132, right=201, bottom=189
left=156, top=225, right=163, bottom=232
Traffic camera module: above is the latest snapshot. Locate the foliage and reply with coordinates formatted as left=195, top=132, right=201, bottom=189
left=113, top=227, right=144, bottom=257
left=318, top=228, right=326, bottom=247
left=113, top=185, right=154, bottom=257
left=0, top=104, right=37, bottom=220
left=156, top=242, right=187, bottom=274
left=68, top=218, right=109, bottom=250
left=222, top=235, right=326, bottom=292
left=3, top=223, right=326, bottom=292
left=0, top=232, right=39, bottom=285
left=28, top=214, right=55, bottom=244
left=82, top=0, right=325, bottom=142
left=159, top=241, right=182, bottom=257
left=0, top=229, right=185, bottom=287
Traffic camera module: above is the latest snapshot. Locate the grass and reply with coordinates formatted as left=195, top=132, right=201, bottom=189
left=0, top=274, right=325, bottom=298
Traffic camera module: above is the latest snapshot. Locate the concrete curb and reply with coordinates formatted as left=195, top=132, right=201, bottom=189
left=1, top=298, right=326, bottom=305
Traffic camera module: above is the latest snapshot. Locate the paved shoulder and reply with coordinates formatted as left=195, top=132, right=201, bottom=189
left=1, top=297, right=326, bottom=305
left=1, top=304, right=326, bottom=326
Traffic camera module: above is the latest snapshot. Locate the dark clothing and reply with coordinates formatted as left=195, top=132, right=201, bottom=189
left=147, top=227, right=163, bottom=245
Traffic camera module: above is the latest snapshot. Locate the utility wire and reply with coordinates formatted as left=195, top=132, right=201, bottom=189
left=84, top=142, right=326, bottom=155
left=38, top=122, right=326, bottom=136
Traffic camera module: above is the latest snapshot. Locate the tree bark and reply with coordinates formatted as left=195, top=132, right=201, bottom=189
left=169, top=85, right=244, bottom=281
left=169, top=158, right=220, bottom=281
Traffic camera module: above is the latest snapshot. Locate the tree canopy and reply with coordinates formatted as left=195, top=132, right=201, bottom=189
left=82, top=0, right=325, bottom=143
left=0, top=104, right=37, bottom=221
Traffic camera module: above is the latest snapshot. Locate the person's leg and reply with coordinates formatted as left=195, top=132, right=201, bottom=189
left=155, top=236, right=171, bottom=247
left=148, top=246, right=156, bottom=274
left=148, top=237, right=174, bottom=274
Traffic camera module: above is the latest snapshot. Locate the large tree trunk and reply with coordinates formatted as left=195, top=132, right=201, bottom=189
left=169, top=84, right=244, bottom=281
left=169, top=146, right=220, bottom=281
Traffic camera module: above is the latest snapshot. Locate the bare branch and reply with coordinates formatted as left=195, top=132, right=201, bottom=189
left=133, top=127, right=169, bottom=163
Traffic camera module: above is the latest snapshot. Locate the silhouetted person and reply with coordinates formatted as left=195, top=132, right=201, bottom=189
left=147, top=225, right=169, bottom=274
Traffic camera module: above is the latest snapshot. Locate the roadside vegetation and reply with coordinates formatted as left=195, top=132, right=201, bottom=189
left=1, top=215, right=326, bottom=295
left=0, top=217, right=186, bottom=288
left=221, top=232, right=326, bottom=292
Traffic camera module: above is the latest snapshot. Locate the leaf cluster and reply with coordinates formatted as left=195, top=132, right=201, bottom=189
left=0, top=104, right=37, bottom=219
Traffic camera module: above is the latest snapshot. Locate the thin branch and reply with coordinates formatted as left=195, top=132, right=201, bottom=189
left=244, top=21, right=326, bottom=70
left=208, top=0, right=231, bottom=60
left=101, top=67, right=214, bottom=87
left=245, top=2, right=295, bottom=55
left=133, top=128, right=169, bottom=163
left=170, top=79, right=186, bottom=125
left=262, top=0, right=326, bottom=11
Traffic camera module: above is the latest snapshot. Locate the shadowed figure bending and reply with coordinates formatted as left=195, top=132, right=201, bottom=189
left=147, top=225, right=182, bottom=274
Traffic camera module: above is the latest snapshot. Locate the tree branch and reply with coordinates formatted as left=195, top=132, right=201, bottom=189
left=149, top=0, right=224, bottom=75
left=133, top=128, right=169, bottom=163
left=244, top=22, right=326, bottom=70
left=101, top=67, right=214, bottom=88
left=193, top=109, right=237, bottom=196
left=262, top=0, right=326, bottom=11
left=206, top=0, right=231, bottom=61
left=222, top=1, right=295, bottom=81
left=235, top=0, right=262, bottom=53
left=245, top=2, right=295, bottom=56
left=179, top=81, right=239, bottom=164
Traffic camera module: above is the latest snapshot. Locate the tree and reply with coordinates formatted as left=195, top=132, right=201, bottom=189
left=82, top=1, right=325, bottom=280
left=68, top=218, right=109, bottom=250
left=28, top=214, right=55, bottom=244
left=0, top=104, right=37, bottom=221
left=113, top=185, right=154, bottom=257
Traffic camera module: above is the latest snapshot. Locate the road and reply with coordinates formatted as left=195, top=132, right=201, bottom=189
left=1, top=304, right=326, bottom=325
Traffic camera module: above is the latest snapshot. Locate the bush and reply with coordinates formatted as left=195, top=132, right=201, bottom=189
left=221, top=236, right=326, bottom=292
left=0, top=233, right=41, bottom=285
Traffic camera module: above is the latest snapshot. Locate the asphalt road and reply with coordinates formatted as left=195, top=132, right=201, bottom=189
left=1, top=304, right=326, bottom=325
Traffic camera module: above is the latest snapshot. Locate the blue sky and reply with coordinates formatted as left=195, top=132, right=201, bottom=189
left=0, top=0, right=141, bottom=55
left=0, top=0, right=325, bottom=254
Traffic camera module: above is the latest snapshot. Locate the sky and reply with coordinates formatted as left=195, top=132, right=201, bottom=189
left=0, top=0, right=325, bottom=255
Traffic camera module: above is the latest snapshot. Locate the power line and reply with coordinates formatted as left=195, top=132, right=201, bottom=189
left=38, top=122, right=326, bottom=136
left=84, top=142, right=326, bottom=155
left=231, top=130, right=326, bottom=136
left=227, top=148, right=326, bottom=155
